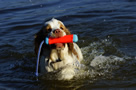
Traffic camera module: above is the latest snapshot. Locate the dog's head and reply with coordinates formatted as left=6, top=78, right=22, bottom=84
left=45, top=18, right=70, bottom=38
left=34, top=18, right=74, bottom=55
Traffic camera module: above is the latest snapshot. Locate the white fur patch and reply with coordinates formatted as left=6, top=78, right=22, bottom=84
left=45, top=18, right=66, bottom=37
left=45, top=18, right=61, bottom=31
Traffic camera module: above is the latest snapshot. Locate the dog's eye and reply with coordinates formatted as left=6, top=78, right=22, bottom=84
left=60, top=27, right=64, bottom=30
left=47, top=29, right=52, bottom=33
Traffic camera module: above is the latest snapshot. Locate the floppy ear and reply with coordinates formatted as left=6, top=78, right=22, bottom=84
left=34, top=26, right=49, bottom=55
left=64, top=28, right=79, bottom=59
left=64, top=28, right=71, bottom=35
left=63, top=28, right=73, bottom=51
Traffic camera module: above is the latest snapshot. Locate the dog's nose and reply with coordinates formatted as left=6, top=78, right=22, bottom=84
left=53, top=29, right=60, bottom=34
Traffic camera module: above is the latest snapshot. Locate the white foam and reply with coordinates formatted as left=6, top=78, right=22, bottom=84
left=74, top=39, right=126, bottom=79
left=90, top=55, right=124, bottom=67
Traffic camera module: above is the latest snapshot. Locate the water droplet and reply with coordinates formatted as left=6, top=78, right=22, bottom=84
left=40, top=5, right=43, bottom=7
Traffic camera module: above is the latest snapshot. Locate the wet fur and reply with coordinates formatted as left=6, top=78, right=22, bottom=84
left=34, top=18, right=83, bottom=80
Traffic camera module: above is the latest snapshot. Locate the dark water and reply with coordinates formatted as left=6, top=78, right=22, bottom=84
left=1, top=0, right=136, bottom=89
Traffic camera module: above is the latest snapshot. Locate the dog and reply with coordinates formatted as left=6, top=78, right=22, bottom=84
left=34, top=18, right=83, bottom=80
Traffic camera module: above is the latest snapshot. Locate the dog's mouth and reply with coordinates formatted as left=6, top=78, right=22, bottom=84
left=50, top=33, right=66, bottom=50
left=55, top=43, right=65, bottom=49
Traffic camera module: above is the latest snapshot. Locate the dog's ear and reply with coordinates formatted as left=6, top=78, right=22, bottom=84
left=64, top=28, right=73, bottom=51
left=68, top=43, right=79, bottom=60
left=34, top=26, right=49, bottom=55
left=64, top=28, right=71, bottom=35
left=64, top=28, right=79, bottom=59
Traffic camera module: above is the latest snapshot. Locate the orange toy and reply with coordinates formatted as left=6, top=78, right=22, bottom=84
left=45, top=34, right=78, bottom=45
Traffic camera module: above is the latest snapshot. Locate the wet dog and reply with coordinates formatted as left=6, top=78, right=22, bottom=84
left=34, top=18, right=83, bottom=80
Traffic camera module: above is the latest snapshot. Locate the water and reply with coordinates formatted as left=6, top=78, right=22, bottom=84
left=1, top=0, right=136, bottom=89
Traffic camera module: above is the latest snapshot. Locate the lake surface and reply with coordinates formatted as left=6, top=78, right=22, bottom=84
left=1, top=0, right=136, bottom=89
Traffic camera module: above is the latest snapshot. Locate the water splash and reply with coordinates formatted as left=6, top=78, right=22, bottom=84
left=76, top=39, right=126, bottom=80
